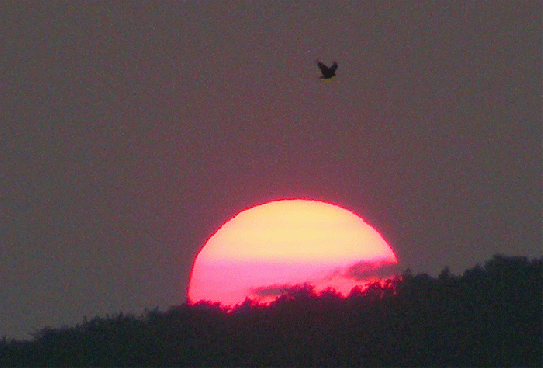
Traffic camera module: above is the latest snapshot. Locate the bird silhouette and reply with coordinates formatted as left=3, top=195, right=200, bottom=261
left=316, top=60, right=338, bottom=79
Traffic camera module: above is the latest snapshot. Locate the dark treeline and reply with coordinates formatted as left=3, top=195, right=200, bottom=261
left=1, top=254, right=541, bottom=367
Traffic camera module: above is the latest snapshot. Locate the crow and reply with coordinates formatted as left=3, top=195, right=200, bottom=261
left=316, top=60, right=338, bottom=79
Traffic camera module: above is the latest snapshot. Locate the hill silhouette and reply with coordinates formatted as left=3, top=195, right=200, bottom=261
left=1, top=254, right=541, bottom=367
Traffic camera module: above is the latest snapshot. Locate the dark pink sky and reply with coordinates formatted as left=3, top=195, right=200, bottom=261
left=1, top=1, right=541, bottom=339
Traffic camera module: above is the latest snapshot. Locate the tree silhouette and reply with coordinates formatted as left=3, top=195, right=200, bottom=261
left=1, top=254, right=541, bottom=367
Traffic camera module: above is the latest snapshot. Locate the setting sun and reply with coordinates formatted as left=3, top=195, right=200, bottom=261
left=188, top=199, right=397, bottom=306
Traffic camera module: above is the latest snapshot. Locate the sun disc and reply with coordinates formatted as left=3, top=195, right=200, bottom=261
left=188, top=199, right=397, bottom=306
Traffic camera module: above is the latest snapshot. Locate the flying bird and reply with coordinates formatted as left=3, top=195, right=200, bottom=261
left=316, top=60, right=338, bottom=79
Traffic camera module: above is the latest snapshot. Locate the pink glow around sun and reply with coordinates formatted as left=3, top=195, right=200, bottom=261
left=187, top=199, right=397, bottom=306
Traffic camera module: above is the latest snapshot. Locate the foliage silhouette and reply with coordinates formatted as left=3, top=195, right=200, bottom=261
left=1, top=254, right=541, bottom=367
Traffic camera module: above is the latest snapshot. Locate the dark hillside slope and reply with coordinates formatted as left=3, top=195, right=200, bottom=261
left=1, top=255, right=541, bottom=367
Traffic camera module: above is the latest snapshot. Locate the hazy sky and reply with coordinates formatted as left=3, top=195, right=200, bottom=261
left=2, top=1, right=541, bottom=339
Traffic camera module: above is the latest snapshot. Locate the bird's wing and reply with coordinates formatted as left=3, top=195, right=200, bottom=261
left=317, top=61, right=329, bottom=73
